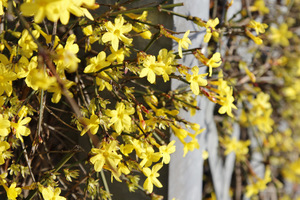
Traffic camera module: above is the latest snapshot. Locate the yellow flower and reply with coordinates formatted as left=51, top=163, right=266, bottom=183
left=253, top=109, right=274, bottom=133
left=202, top=150, right=209, bottom=160
left=177, top=30, right=191, bottom=58
left=204, top=18, right=219, bottom=43
left=57, top=1, right=84, bottom=25
left=170, top=125, right=188, bottom=143
left=90, top=140, right=122, bottom=179
left=63, top=169, right=79, bottom=182
left=207, top=52, right=222, bottom=76
left=126, top=11, right=152, bottom=39
left=20, top=0, right=97, bottom=25
left=0, top=0, right=7, bottom=16
left=20, top=56, right=38, bottom=78
left=14, top=56, right=29, bottom=79
left=248, top=20, right=268, bottom=35
left=159, top=140, right=176, bottom=164
left=118, top=162, right=130, bottom=175
left=143, top=163, right=163, bottom=193
left=82, top=25, right=101, bottom=51
left=139, top=146, right=161, bottom=167
left=0, top=114, right=11, bottom=137
left=106, top=102, right=135, bottom=134
left=107, top=47, right=128, bottom=63
left=55, top=34, right=80, bottom=74
left=182, top=128, right=203, bottom=157
left=21, top=0, right=63, bottom=24
left=139, top=30, right=152, bottom=40
left=6, top=182, right=21, bottom=200
left=0, top=141, right=10, bottom=165
left=41, top=186, right=66, bottom=200
left=251, top=92, right=271, bottom=112
left=218, top=87, right=237, bottom=117
left=269, top=23, right=293, bottom=46
left=79, top=112, right=100, bottom=136
left=157, top=48, right=177, bottom=82
left=25, top=68, right=56, bottom=90
left=250, top=0, right=269, bottom=15
left=139, top=55, right=164, bottom=84
left=246, top=167, right=271, bottom=198
left=83, top=25, right=100, bottom=44
left=183, top=138, right=200, bottom=157
left=47, top=78, right=75, bottom=103
left=120, top=143, right=134, bottom=157
left=11, top=117, right=31, bottom=143
left=245, top=29, right=263, bottom=45
left=102, top=15, right=133, bottom=51
left=96, top=73, right=113, bottom=91
left=220, top=136, right=250, bottom=161
left=84, top=51, right=111, bottom=73
left=18, top=29, right=40, bottom=58
left=186, top=66, right=208, bottom=95
left=0, top=64, right=17, bottom=96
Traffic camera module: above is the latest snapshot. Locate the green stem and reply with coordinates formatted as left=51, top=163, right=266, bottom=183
left=143, top=31, right=161, bottom=52
left=160, top=8, right=190, bottom=20
left=99, top=63, right=123, bottom=73
left=173, top=96, right=200, bottom=110
left=169, top=75, right=189, bottom=85
left=109, top=3, right=184, bottom=16
left=37, top=89, right=45, bottom=144
left=53, top=146, right=81, bottom=173
left=100, top=170, right=112, bottom=200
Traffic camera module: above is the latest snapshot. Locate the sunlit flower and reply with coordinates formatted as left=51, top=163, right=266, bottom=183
left=18, top=29, right=40, bottom=58
left=204, top=18, right=219, bottom=43
left=186, top=66, right=208, bottom=95
left=0, top=64, right=17, bottom=96
left=139, top=55, right=164, bottom=84
left=90, top=140, right=122, bottom=179
left=0, top=141, right=10, bottom=165
left=218, top=87, right=237, bottom=117
left=102, top=15, right=133, bottom=51
left=159, top=140, right=176, bottom=164
left=206, top=52, right=222, bottom=76
left=79, top=112, right=100, bottom=136
left=6, top=182, right=21, bottom=200
left=20, top=0, right=97, bottom=25
left=41, top=186, right=66, bottom=200
left=143, top=163, right=163, bottom=193
left=106, top=102, right=135, bottom=134
left=0, top=0, right=7, bottom=16
left=0, top=114, right=10, bottom=137
left=11, top=117, right=31, bottom=143
left=84, top=51, right=111, bottom=73
left=248, top=20, right=268, bottom=35
left=177, top=30, right=191, bottom=58
left=55, top=34, right=80, bottom=74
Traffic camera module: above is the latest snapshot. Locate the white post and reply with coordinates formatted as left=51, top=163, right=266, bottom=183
left=169, top=1, right=209, bottom=199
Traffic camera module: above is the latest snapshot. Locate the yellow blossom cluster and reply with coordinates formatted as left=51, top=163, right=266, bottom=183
left=0, top=0, right=298, bottom=199
left=0, top=1, right=231, bottom=198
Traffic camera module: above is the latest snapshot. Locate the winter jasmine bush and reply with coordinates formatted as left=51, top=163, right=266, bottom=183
left=0, top=0, right=299, bottom=199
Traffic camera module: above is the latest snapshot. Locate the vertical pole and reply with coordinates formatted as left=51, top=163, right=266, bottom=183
left=169, top=1, right=209, bottom=199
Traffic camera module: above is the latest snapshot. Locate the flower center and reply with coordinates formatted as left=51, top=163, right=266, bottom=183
left=114, top=29, right=121, bottom=37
